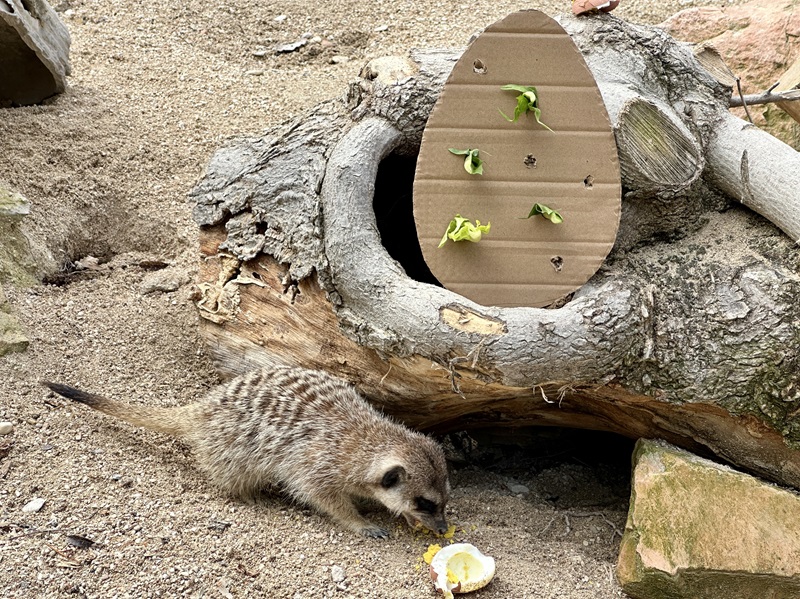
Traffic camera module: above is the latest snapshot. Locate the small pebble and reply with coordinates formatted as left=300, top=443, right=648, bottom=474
left=274, top=14, right=287, bottom=23
left=0, top=422, right=13, bottom=435
left=330, top=55, right=350, bottom=64
left=331, top=565, right=346, bottom=583
left=22, top=498, right=46, bottom=513
left=374, top=24, right=388, bottom=32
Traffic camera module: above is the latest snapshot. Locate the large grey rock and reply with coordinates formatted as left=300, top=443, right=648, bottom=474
left=618, top=439, right=800, bottom=599
left=0, top=0, right=71, bottom=106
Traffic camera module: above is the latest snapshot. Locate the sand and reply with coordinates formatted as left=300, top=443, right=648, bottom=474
left=1, top=1, right=743, bottom=597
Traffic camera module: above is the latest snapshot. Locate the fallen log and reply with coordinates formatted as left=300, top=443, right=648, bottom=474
left=190, top=12, right=800, bottom=489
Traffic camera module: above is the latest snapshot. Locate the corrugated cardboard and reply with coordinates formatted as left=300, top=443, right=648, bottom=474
left=413, top=10, right=621, bottom=308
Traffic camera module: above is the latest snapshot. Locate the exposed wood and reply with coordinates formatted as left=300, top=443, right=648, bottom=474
left=775, top=53, right=800, bottom=124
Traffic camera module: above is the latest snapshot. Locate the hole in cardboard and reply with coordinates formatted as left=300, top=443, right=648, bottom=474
left=550, top=256, right=563, bottom=272
left=472, top=59, right=487, bottom=74
left=584, top=175, right=594, bottom=188
left=524, top=154, right=537, bottom=168
left=373, top=153, right=442, bottom=287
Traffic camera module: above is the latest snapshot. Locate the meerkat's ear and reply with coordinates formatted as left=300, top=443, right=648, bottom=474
left=380, top=465, right=407, bottom=488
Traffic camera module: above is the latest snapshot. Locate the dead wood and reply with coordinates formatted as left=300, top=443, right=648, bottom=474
left=190, top=13, right=800, bottom=489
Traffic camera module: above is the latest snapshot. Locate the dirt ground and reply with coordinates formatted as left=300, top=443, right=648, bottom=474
left=1, top=1, right=745, bottom=597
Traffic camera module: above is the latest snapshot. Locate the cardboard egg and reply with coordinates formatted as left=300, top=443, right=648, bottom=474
left=412, top=10, right=621, bottom=308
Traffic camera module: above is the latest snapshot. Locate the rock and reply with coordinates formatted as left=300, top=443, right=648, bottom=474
left=275, top=38, right=308, bottom=54
left=0, top=183, right=52, bottom=285
left=0, top=284, right=28, bottom=356
left=74, top=256, right=101, bottom=271
left=330, top=565, right=346, bottom=583
left=660, top=0, right=800, bottom=149
left=140, top=269, right=191, bottom=294
left=21, top=497, right=45, bottom=513
left=506, top=482, right=530, bottom=495
left=0, top=422, right=13, bottom=435
left=0, top=0, right=72, bottom=106
left=617, top=439, right=800, bottom=599
left=330, top=55, right=350, bottom=65
left=0, top=185, right=30, bottom=220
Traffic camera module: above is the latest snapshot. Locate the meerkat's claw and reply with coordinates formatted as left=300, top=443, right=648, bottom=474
left=361, top=524, right=390, bottom=539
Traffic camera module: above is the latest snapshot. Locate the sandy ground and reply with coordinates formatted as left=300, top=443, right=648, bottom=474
left=1, top=1, right=744, bottom=597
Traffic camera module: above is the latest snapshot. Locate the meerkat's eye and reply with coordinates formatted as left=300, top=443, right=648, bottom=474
left=415, top=497, right=438, bottom=514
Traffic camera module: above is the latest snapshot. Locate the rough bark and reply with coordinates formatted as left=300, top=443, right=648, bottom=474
left=190, top=14, right=800, bottom=489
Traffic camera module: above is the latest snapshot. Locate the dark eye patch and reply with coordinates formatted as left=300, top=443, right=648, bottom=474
left=415, top=497, right=438, bottom=514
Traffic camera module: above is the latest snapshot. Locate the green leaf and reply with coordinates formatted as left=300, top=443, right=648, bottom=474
left=500, top=84, right=553, bottom=130
left=438, top=214, right=491, bottom=247
left=522, top=203, right=563, bottom=224
left=500, top=84, right=532, bottom=94
left=449, top=148, right=484, bottom=175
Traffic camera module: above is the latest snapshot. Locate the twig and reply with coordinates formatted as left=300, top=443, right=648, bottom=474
left=44, top=543, right=82, bottom=568
left=729, top=87, right=800, bottom=108
left=735, top=77, right=754, bottom=124
left=446, top=338, right=487, bottom=396
left=379, top=363, right=393, bottom=387
left=8, top=527, right=62, bottom=540
left=538, top=514, right=557, bottom=537
left=566, top=511, right=624, bottom=540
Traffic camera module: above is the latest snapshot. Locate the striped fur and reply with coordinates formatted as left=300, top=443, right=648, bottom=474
left=44, top=366, right=449, bottom=538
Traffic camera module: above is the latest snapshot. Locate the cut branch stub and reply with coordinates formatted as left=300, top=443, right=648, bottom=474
left=615, top=96, right=703, bottom=194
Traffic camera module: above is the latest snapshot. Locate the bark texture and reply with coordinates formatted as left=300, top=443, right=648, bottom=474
left=189, top=14, right=800, bottom=489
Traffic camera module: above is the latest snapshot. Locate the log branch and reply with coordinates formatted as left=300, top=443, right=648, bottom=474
left=728, top=85, right=800, bottom=108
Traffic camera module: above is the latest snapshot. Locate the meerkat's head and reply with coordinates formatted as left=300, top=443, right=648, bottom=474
left=369, top=435, right=450, bottom=534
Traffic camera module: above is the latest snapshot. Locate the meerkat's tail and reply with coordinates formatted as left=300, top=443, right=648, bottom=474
left=42, top=381, right=194, bottom=437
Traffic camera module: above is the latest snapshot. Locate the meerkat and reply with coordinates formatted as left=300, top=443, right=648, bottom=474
left=43, top=366, right=450, bottom=538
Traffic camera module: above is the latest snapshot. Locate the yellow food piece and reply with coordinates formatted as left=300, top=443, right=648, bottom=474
left=442, top=524, right=457, bottom=539
left=423, top=544, right=442, bottom=565
left=446, top=568, right=459, bottom=585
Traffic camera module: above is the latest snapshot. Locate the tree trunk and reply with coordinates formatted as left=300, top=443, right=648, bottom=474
left=190, top=13, right=800, bottom=489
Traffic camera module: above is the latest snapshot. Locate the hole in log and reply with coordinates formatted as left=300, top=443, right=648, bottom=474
left=550, top=256, right=563, bottom=272
left=373, top=153, right=442, bottom=287
left=524, top=154, right=537, bottom=168
left=583, top=175, right=594, bottom=188
left=472, top=59, right=487, bottom=74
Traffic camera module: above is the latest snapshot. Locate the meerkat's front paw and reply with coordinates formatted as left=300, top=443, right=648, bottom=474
left=361, top=524, right=390, bottom=539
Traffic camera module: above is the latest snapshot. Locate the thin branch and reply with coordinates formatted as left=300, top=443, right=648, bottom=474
left=735, top=77, right=754, bottom=123
left=730, top=87, right=800, bottom=108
